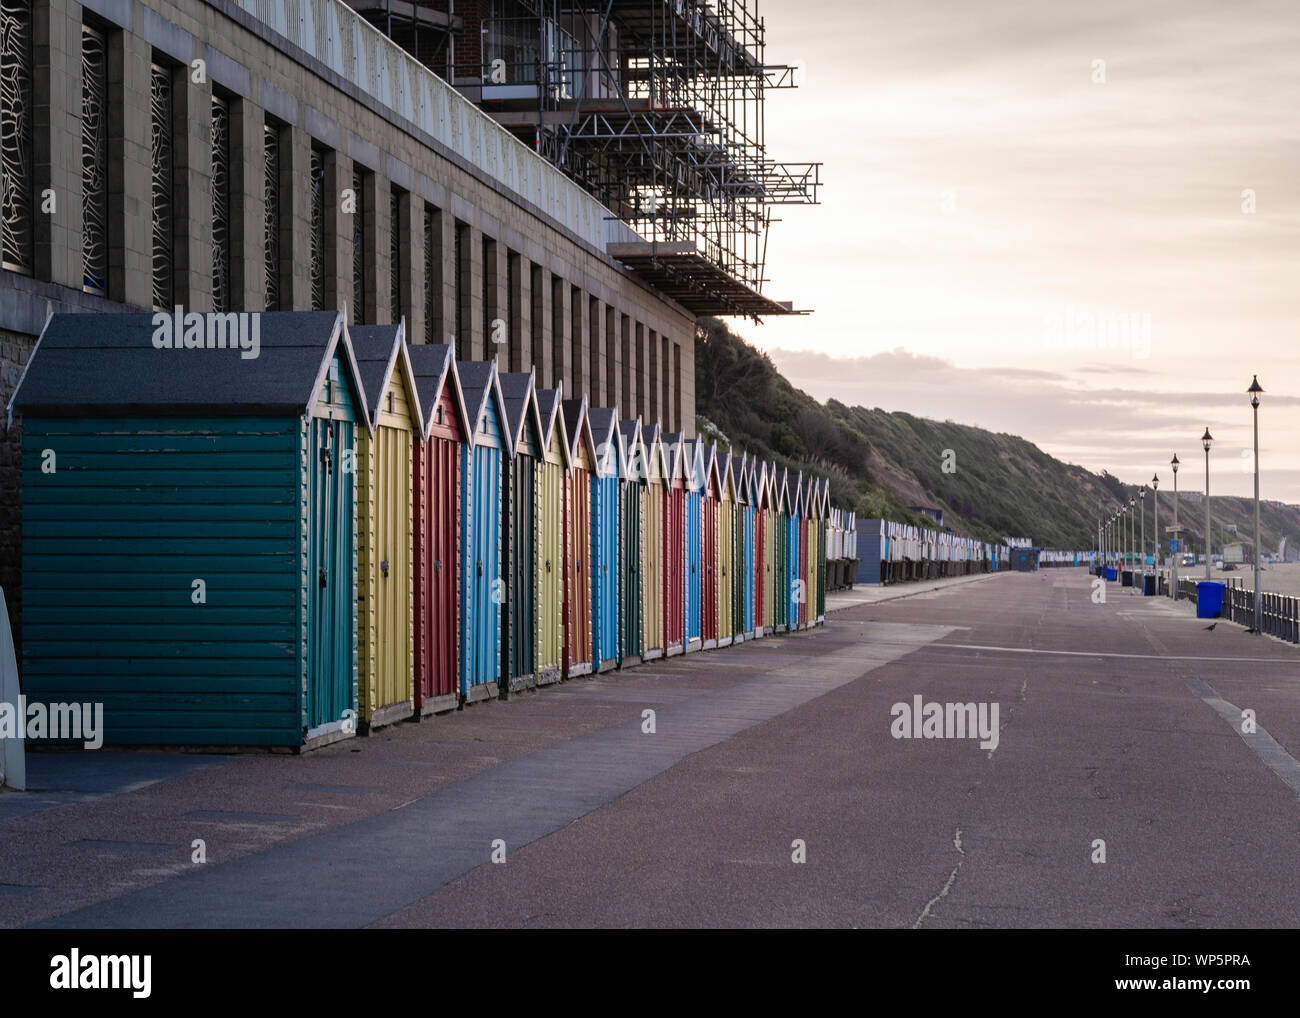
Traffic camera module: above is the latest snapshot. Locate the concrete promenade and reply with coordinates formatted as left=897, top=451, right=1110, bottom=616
left=3, top=567, right=1298, bottom=928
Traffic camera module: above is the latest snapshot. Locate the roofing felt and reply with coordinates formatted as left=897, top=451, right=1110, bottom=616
left=497, top=370, right=540, bottom=451
left=9, top=311, right=355, bottom=417
left=348, top=323, right=403, bottom=424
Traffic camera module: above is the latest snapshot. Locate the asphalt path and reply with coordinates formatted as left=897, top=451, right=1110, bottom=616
left=4, top=567, right=1298, bottom=928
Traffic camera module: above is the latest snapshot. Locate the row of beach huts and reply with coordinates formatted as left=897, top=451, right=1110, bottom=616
left=8, top=311, right=857, bottom=749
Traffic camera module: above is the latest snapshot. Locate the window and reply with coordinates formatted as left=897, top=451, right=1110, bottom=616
left=149, top=62, right=174, bottom=310
left=210, top=95, right=232, bottom=311
left=390, top=187, right=402, bottom=323
left=453, top=220, right=469, bottom=358
left=352, top=169, right=367, bottom=322
left=0, top=0, right=33, bottom=275
left=81, top=23, right=109, bottom=294
left=262, top=122, right=281, bottom=310
left=423, top=205, right=435, bottom=344
left=309, top=146, right=325, bottom=311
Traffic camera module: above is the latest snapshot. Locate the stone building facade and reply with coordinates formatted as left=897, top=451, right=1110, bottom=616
left=0, top=0, right=700, bottom=646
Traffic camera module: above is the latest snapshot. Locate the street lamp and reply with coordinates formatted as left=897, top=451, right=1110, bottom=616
left=1202, top=428, right=1214, bottom=582
left=1151, top=474, right=1159, bottom=589
left=1171, top=454, right=1180, bottom=598
left=1249, top=376, right=1263, bottom=633
left=1139, top=486, right=1147, bottom=581
left=1128, top=494, right=1136, bottom=586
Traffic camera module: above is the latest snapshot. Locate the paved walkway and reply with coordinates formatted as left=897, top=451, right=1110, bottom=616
left=4, top=567, right=1299, bottom=928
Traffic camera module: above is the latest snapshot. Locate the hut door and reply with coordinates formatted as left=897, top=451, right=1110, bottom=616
left=621, top=484, right=641, bottom=660
left=509, top=458, right=535, bottom=681
left=307, top=417, right=353, bottom=730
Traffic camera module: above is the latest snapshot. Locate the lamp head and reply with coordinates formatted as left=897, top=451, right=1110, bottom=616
left=1202, top=428, right=1213, bottom=452
left=1248, top=375, right=1262, bottom=408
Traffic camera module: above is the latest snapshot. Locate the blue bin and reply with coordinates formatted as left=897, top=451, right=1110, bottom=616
left=1143, top=574, right=1156, bottom=596
left=1105, top=567, right=1117, bottom=581
left=1197, top=581, right=1225, bottom=619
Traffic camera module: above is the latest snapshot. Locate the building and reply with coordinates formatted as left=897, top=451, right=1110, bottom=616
left=0, top=0, right=817, bottom=644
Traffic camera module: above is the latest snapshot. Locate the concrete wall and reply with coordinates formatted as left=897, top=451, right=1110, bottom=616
left=0, top=0, right=699, bottom=644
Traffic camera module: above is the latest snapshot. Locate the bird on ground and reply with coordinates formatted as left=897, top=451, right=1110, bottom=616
left=1204, top=623, right=1217, bottom=631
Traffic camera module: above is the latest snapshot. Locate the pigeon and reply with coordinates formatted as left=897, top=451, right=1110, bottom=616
left=1203, top=622, right=1217, bottom=631
left=1245, top=627, right=1258, bottom=634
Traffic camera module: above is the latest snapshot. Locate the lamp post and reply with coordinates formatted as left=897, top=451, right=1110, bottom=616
left=1249, top=376, right=1263, bottom=633
left=1139, top=486, right=1146, bottom=578
left=1202, top=428, right=1214, bottom=581
left=1171, top=454, right=1180, bottom=598
left=1127, top=495, right=1135, bottom=586
left=1151, top=474, right=1159, bottom=589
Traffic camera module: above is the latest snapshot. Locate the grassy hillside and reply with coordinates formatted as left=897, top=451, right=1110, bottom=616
left=695, top=317, right=1300, bottom=552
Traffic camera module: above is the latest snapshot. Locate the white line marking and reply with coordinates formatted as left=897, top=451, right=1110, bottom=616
left=930, top=642, right=1298, bottom=664
left=1184, top=678, right=1300, bottom=798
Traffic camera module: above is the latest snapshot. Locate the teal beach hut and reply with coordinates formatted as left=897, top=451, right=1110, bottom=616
left=8, top=310, right=365, bottom=748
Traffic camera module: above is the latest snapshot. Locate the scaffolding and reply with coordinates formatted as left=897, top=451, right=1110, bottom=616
left=356, top=0, right=819, bottom=319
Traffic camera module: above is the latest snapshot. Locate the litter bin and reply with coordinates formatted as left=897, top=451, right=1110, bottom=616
left=1105, top=567, right=1117, bottom=581
left=1197, top=581, right=1225, bottom=619
left=1121, top=570, right=1133, bottom=587
left=1143, top=574, right=1156, bottom=596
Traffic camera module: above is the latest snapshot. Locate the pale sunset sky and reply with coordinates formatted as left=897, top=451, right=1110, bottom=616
left=740, top=0, right=1299, bottom=502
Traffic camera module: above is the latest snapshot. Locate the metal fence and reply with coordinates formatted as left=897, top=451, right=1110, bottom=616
left=1175, top=577, right=1300, bottom=643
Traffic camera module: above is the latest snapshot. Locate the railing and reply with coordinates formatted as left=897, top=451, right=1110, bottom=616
left=1174, top=576, right=1300, bottom=643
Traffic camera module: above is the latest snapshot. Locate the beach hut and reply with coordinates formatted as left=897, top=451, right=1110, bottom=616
left=456, top=359, right=512, bottom=702
left=752, top=459, right=770, bottom=638
left=641, top=423, right=667, bottom=661
left=9, top=310, right=364, bottom=748
left=716, top=449, right=736, bottom=649
left=789, top=473, right=805, bottom=630
left=662, top=432, right=687, bottom=656
left=350, top=321, right=422, bottom=732
left=682, top=438, right=706, bottom=652
left=561, top=398, right=596, bottom=677
left=773, top=468, right=790, bottom=632
left=409, top=343, right=469, bottom=716
left=587, top=407, right=623, bottom=672
left=533, top=385, right=569, bottom=685
left=817, top=479, right=830, bottom=624
left=618, top=418, right=645, bottom=667
left=700, top=442, right=720, bottom=650
left=738, top=454, right=756, bottom=640
left=499, top=370, right=546, bottom=695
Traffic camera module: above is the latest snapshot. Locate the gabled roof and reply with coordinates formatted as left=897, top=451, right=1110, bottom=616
left=497, top=369, right=546, bottom=459
left=642, top=422, right=667, bottom=483
left=407, top=342, right=471, bottom=441
left=535, top=383, right=571, bottom=470
left=718, top=448, right=737, bottom=501
left=751, top=458, right=768, bottom=508
left=348, top=319, right=422, bottom=434
left=618, top=418, right=644, bottom=481
left=660, top=431, right=685, bottom=484
left=702, top=441, right=721, bottom=497
left=821, top=478, right=831, bottom=516
left=8, top=310, right=365, bottom=422
left=456, top=359, right=514, bottom=456
left=561, top=396, right=598, bottom=469
left=586, top=406, right=624, bottom=480
left=681, top=438, right=708, bottom=492
left=776, top=468, right=791, bottom=512
left=791, top=472, right=805, bottom=516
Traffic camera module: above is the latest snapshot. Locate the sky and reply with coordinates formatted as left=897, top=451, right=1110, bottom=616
left=740, top=0, right=1299, bottom=502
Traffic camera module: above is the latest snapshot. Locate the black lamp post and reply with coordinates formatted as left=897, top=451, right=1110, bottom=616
left=1171, top=454, right=1180, bottom=598
left=1249, top=376, right=1263, bottom=632
left=1202, top=428, right=1213, bottom=582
